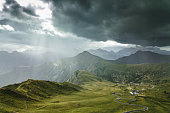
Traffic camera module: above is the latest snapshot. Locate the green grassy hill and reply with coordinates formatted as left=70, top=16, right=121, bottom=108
left=0, top=71, right=169, bottom=113
left=0, top=79, right=81, bottom=112
left=2, top=79, right=81, bottom=100
left=68, top=70, right=102, bottom=85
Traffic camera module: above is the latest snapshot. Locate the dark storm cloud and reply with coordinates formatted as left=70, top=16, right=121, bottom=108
left=44, top=0, right=170, bottom=46
left=3, top=0, right=37, bottom=19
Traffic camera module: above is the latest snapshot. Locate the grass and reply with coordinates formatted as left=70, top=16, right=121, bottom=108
left=0, top=71, right=169, bottom=113
left=0, top=79, right=132, bottom=113
left=135, top=83, right=170, bottom=113
left=0, top=79, right=81, bottom=113
left=17, top=81, right=125, bottom=113
left=69, top=70, right=102, bottom=85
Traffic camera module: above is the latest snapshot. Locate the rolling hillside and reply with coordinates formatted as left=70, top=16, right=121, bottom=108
left=0, top=79, right=81, bottom=112
left=0, top=70, right=169, bottom=113
left=1, top=79, right=80, bottom=100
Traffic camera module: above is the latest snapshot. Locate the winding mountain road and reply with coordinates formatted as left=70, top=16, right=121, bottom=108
left=113, top=93, right=148, bottom=113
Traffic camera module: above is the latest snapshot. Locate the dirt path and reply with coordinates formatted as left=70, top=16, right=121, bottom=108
left=113, top=93, right=148, bottom=113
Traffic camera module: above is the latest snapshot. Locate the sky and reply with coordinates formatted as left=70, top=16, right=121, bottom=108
left=0, top=0, right=170, bottom=55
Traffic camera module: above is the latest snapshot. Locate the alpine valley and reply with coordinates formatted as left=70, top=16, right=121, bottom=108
left=1, top=0, right=170, bottom=113
left=0, top=50, right=170, bottom=113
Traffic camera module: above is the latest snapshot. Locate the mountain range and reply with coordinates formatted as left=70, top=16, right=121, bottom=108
left=0, top=51, right=64, bottom=74
left=0, top=50, right=170, bottom=87
left=88, top=47, right=170, bottom=60
left=1, top=47, right=169, bottom=74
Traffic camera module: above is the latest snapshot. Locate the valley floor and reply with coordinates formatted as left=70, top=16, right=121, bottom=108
left=0, top=81, right=170, bottom=113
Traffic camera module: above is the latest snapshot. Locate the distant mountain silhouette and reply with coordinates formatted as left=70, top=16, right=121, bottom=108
left=88, top=47, right=170, bottom=60
left=0, top=51, right=33, bottom=73
left=116, top=51, right=170, bottom=64
left=0, top=51, right=62, bottom=73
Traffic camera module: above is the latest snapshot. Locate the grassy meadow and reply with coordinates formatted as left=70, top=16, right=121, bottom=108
left=0, top=71, right=169, bottom=113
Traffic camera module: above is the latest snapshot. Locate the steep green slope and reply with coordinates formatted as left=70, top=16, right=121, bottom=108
left=0, top=77, right=123, bottom=113
left=0, top=79, right=81, bottom=112
left=68, top=70, right=102, bottom=85
left=2, top=79, right=80, bottom=100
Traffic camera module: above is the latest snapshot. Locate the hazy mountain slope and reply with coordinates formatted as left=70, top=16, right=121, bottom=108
left=0, top=51, right=109, bottom=87
left=88, top=48, right=117, bottom=60
left=0, top=63, right=54, bottom=87
left=45, top=51, right=109, bottom=82
left=116, top=51, right=170, bottom=64
left=116, top=47, right=170, bottom=57
left=0, top=51, right=61, bottom=74
left=116, top=48, right=137, bottom=57
left=0, top=51, right=31, bottom=73
left=1, top=51, right=170, bottom=87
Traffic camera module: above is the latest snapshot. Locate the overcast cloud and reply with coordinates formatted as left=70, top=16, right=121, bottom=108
left=0, top=0, right=170, bottom=54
